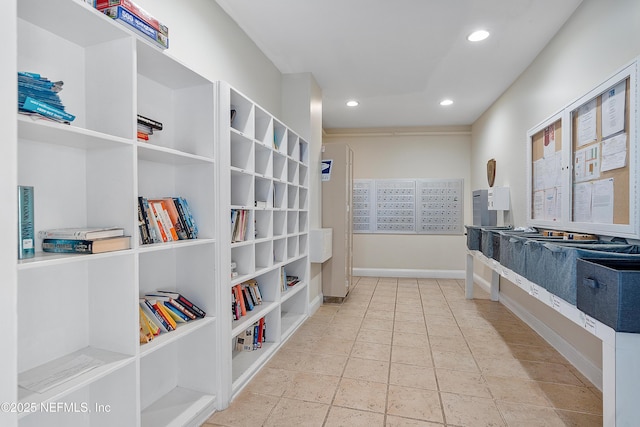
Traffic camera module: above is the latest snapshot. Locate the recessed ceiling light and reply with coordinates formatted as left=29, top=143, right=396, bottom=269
left=346, top=100, right=359, bottom=107
left=440, top=99, right=454, bottom=106
left=467, top=30, right=490, bottom=42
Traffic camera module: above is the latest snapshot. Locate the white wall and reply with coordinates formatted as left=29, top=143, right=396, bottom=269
left=324, top=127, right=471, bottom=276
left=471, top=0, right=640, bottom=385
left=134, top=0, right=283, bottom=117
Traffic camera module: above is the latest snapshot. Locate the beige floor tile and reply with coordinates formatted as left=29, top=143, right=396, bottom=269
left=510, top=344, right=569, bottom=364
left=518, top=360, right=585, bottom=386
left=301, top=352, right=348, bottom=376
left=384, top=415, right=444, bottom=426
left=555, top=408, right=603, bottom=426
left=324, top=323, right=362, bottom=340
left=391, top=345, right=433, bottom=367
left=431, top=350, right=478, bottom=373
left=333, top=377, right=388, bottom=413
left=207, top=391, right=279, bottom=426
left=428, top=334, right=469, bottom=353
left=364, top=310, right=395, bottom=321
left=393, top=331, right=429, bottom=347
left=351, top=341, right=392, bottom=361
left=314, top=335, right=356, bottom=356
left=283, top=371, right=341, bottom=404
left=343, top=357, right=390, bottom=383
left=281, top=333, right=322, bottom=353
left=436, top=368, right=492, bottom=398
left=496, top=401, right=565, bottom=427
left=386, top=385, right=444, bottom=423
left=361, top=317, right=395, bottom=332
left=394, top=310, right=423, bottom=322
left=390, top=363, right=437, bottom=390
left=537, top=383, right=602, bottom=414
left=357, top=328, right=393, bottom=345
left=324, top=406, right=385, bottom=427
left=242, top=367, right=295, bottom=397
left=484, top=375, right=551, bottom=407
left=475, top=357, right=532, bottom=380
left=266, top=349, right=308, bottom=371
left=368, top=301, right=397, bottom=312
left=263, top=397, right=329, bottom=427
left=440, top=392, right=506, bottom=426
left=393, top=319, right=427, bottom=333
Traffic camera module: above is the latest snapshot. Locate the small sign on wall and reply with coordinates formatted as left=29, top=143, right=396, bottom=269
left=321, top=159, right=333, bottom=181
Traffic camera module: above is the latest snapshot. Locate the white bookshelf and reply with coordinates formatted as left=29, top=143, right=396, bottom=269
left=218, top=82, right=310, bottom=405
left=13, top=1, right=219, bottom=426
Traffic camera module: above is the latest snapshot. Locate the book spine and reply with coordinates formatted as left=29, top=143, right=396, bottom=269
left=157, top=201, right=179, bottom=240
left=152, top=301, right=176, bottom=330
left=242, top=286, right=254, bottom=310
left=148, top=202, right=168, bottom=242
left=163, top=198, right=188, bottom=240
left=140, top=197, right=160, bottom=243
left=179, top=197, right=198, bottom=237
left=137, top=198, right=151, bottom=244
left=137, top=114, right=163, bottom=130
left=18, top=186, right=35, bottom=259
left=234, top=285, right=246, bottom=316
left=20, top=97, right=75, bottom=122
left=142, top=299, right=171, bottom=332
left=173, top=197, right=194, bottom=239
left=163, top=302, right=189, bottom=322
left=167, top=298, right=197, bottom=320
left=137, top=197, right=152, bottom=244
left=42, top=239, right=94, bottom=253
left=177, top=295, right=206, bottom=318
left=104, top=6, right=168, bottom=49
left=96, top=0, right=169, bottom=36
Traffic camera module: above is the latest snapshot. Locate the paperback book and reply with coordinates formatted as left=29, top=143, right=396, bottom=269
left=18, top=185, right=35, bottom=259
left=42, top=236, right=130, bottom=254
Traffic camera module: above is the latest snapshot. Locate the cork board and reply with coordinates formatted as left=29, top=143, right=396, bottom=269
left=570, top=77, right=630, bottom=225
left=530, top=118, right=563, bottom=222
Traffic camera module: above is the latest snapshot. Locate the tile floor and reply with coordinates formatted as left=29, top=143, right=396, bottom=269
left=205, top=277, right=603, bottom=426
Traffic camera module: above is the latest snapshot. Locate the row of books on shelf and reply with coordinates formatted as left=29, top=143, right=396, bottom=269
left=280, top=266, right=299, bottom=292
left=235, top=317, right=265, bottom=352
left=138, top=196, right=198, bottom=245
left=137, top=113, right=162, bottom=142
left=96, top=0, right=169, bottom=50
left=231, top=209, right=250, bottom=242
left=139, top=290, right=206, bottom=344
left=232, top=279, right=263, bottom=321
left=17, top=71, right=75, bottom=124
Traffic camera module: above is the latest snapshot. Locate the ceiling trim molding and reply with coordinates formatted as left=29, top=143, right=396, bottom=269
left=323, top=126, right=472, bottom=138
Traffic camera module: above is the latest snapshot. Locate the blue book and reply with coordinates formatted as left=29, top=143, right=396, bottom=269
left=20, top=97, right=75, bottom=122
left=103, top=6, right=168, bottom=49
left=18, top=186, right=35, bottom=259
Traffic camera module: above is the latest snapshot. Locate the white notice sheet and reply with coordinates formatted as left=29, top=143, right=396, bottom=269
left=573, top=182, right=592, bottom=222
left=601, top=133, right=627, bottom=172
left=577, top=98, right=597, bottom=147
left=601, top=80, right=626, bottom=139
left=591, top=178, right=614, bottom=224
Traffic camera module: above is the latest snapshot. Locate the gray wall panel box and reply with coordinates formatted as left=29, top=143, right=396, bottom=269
left=472, top=190, right=496, bottom=226
left=488, top=187, right=510, bottom=210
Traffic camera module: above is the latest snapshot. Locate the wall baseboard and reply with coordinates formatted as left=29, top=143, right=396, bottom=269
left=309, top=293, right=323, bottom=316
left=473, top=273, right=603, bottom=391
left=353, top=268, right=465, bottom=279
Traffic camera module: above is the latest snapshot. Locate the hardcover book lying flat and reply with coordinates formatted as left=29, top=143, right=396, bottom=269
left=42, top=236, right=131, bottom=254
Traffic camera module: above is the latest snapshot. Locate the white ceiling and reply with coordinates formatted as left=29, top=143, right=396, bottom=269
left=215, top=0, right=583, bottom=130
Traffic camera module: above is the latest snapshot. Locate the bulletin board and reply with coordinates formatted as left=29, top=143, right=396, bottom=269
left=570, top=76, right=630, bottom=226
left=526, top=58, right=639, bottom=239
left=529, top=115, right=564, bottom=224
left=353, top=178, right=464, bottom=235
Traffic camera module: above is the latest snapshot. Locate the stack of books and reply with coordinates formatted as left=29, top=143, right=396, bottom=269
left=18, top=71, right=75, bottom=124
left=137, top=114, right=162, bottom=142
left=96, top=0, right=169, bottom=49
left=232, top=280, right=263, bottom=321
left=139, top=291, right=206, bottom=343
left=234, top=317, right=265, bottom=352
left=38, top=227, right=130, bottom=254
left=231, top=209, right=249, bottom=242
left=138, top=196, right=198, bottom=244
